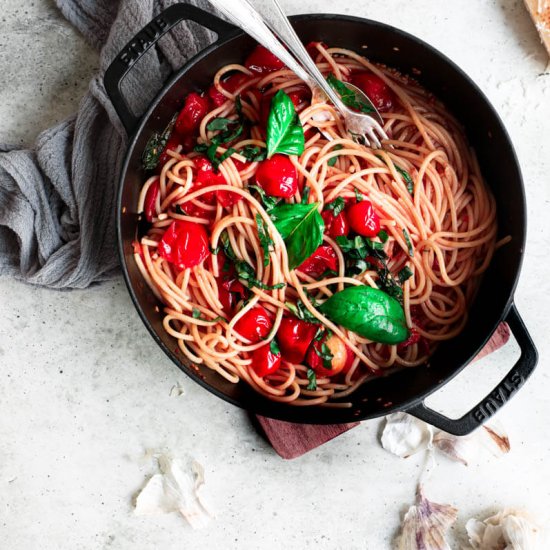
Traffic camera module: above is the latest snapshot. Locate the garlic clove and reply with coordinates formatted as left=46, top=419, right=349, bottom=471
left=134, top=452, right=211, bottom=528
left=395, top=487, right=458, bottom=550
left=466, top=509, right=544, bottom=549
left=381, top=412, right=433, bottom=458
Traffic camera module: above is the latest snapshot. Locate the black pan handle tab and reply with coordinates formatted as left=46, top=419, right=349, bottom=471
left=104, top=4, right=236, bottom=135
left=406, top=304, right=537, bottom=436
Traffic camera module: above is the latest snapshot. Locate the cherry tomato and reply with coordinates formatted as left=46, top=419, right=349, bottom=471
left=306, top=334, right=348, bottom=377
left=350, top=72, right=394, bottom=113
left=208, top=73, right=251, bottom=107
left=277, top=317, right=319, bottom=364
left=144, top=179, right=160, bottom=222
left=255, top=154, right=298, bottom=198
left=287, top=86, right=311, bottom=113
left=175, top=92, right=210, bottom=135
left=297, top=245, right=338, bottom=278
left=158, top=220, right=210, bottom=269
left=251, top=342, right=282, bottom=377
left=346, top=199, right=380, bottom=237
left=194, top=155, right=243, bottom=208
left=245, top=45, right=285, bottom=74
left=234, top=305, right=273, bottom=343
left=322, top=208, right=350, bottom=238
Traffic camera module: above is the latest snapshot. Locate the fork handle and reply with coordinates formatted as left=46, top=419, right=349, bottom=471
left=254, top=0, right=348, bottom=111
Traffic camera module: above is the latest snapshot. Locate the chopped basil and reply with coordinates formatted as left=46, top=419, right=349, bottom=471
left=255, top=214, right=274, bottom=267
left=142, top=115, right=176, bottom=171
left=301, top=186, right=311, bottom=204
left=206, top=117, right=236, bottom=132
left=239, top=145, right=267, bottom=162
left=266, top=90, right=305, bottom=158
left=269, top=339, right=280, bottom=355
left=403, top=228, right=414, bottom=257
left=285, top=300, right=319, bottom=324
left=192, top=307, right=201, bottom=319
left=220, top=231, right=237, bottom=260
left=306, top=368, right=317, bottom=390
left=378, top=229, right=389, bottom=243
left=398, top=266, right=413, bottom=284
left=324, top=197, right=346, bottom=216
left=269, top=202, right=325, bottom=270
left=314, top=341, right=334, bottom=369
left=354, top=187, right=364, bottom=202
left=395, top=165, right=414, bottom=194
left=248, top=185, right=282, bottom=211
left=327, top=144, right=343, bottom=167
left=326, top=74, right=375, bottom=114
left=235, top=260, right=285, bottom=291
left=212, top=147, right=236, bottom=171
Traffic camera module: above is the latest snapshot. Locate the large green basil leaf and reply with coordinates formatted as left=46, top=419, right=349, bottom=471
left=269, top=202, right=324, bottom=270
left=318, top=285, right=409, bottom=344
left=266, top=90, right=305, bottom=158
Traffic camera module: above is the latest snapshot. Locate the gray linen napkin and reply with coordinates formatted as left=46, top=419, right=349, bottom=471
left=0, top=0, right=217, bottom=288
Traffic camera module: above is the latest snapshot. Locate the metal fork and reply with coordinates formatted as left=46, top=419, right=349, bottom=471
left=207, top=0, right=389, bottom=148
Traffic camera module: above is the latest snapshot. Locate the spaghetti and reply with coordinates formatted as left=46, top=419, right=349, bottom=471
left=133, top=43, right=498, bottom=406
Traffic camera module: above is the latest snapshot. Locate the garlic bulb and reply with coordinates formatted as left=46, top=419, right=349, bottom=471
left=395, top=487, right=458, bottom=549
left=466, top=509, right=544, bottom=549
left=134, top=452, right=211, bottom=528
left=381, top=412, right=433, bottom=458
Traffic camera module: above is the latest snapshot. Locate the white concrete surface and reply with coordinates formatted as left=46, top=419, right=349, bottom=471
left=1, top=1, right=549, bottom=548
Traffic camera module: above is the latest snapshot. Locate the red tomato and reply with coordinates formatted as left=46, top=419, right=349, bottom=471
left=306, top=334, right=348, bottom=377
left=194, top=155, right=243, bottom=208
left=287, top=86, right=311, bottom=113
left=255, top=154, right=298, bottom=198
left=175, top=92, right=210, bottom=135
left=208, top=73, right=251, bottom=107
left=350, top=72, right=394, bottom=113
left=251, top=342, right=282, bottom=377
left=297, top=245, right=338, bottom=278
left=277, top=317, right=319, bottom=364
left=321, top=208, right=350, bottom=238
left=346, top=199, right=380, bottom=237
left=144, top=179, right=160, bottom=222
left=217, top=278, right=246, bottom=313
left=234, top=305, right=273, bottom=343
left=245, top=45, right=285, bottom=74
left=158, top=220, right=210, bottom=269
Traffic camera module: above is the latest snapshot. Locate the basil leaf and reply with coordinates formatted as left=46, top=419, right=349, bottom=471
left=266, top=90, right=305, bottom=158
left=325, top=197, right=345, bottom=216
left=248, top=185, right=282, bottom=211
left=327, top=144, right=343, bottom=167
left=398, top=266, right=413, bottom=284
left=319, top=285, right=409, bottom=344
left=326, top=74, right=375, bottom=114
left=269, top=202, right=324, bottom=270
left=306, top=368, right=317, bottom=390
left=403, top=228, right=414, bottom=257
left=255, top=214, right=274, bottom=267
left=239, top=145, right=267, bottom=162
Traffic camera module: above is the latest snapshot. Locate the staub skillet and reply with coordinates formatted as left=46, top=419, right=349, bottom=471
left=104, top=3, right=538, bottom=435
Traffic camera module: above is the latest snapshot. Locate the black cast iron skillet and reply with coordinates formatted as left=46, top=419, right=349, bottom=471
left=105, top=3, right=538, bottom=435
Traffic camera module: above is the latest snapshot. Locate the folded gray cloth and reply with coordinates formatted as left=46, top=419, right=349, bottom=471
left=0, top=0, right=217, bottom=288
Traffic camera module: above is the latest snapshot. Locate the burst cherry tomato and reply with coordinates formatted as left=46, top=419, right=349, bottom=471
left=175, top=92, right=210, bottom=135
left=251, top=342, right=282, bottom=377
left=234, top=305, right=273, bottom=343
left=297, top=245, right=338, bottom=278
left=245, top=45, right=285, bottom=74
left=322, top=208, right=350, bottom=238
left=288, top=86, right=311, bottom=113
left=144, top=179, right=160, bottom=222
left=194, top=155, right=243, bottom=208
left=158, top=220, right=210, bottom=269
left=306, top=334, right=348, bottom=377
left=346, top=199, right=380, bottom=237
left=276, top=317, right=319, bottom=364
left=350, top=72, right=394, bottom=113
left=255, top=154, right=298, bottom=198
left=208, top=73, right=251, bottom=107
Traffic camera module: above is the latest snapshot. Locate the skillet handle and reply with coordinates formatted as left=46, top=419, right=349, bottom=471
left=406, top=304, right=537, bottom=436
left=104, top=4, right=236, bottom=135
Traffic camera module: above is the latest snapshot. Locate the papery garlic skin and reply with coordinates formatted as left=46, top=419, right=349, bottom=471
left=381, top=413, right=433, bottom=458
left=466, top=509, right=544, bottom=550
left=395, top=487, right=458, bottom=550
